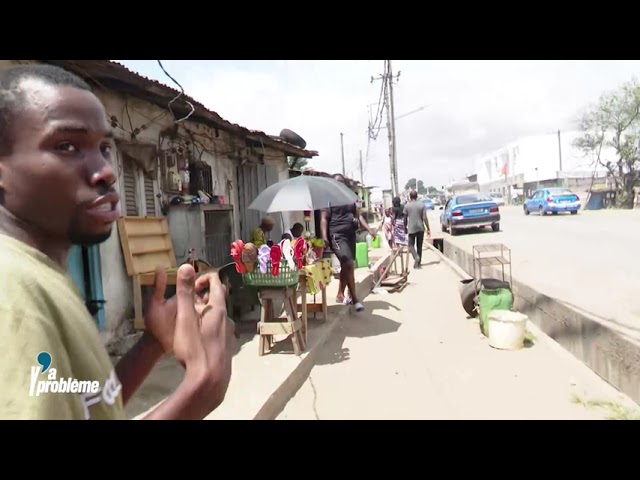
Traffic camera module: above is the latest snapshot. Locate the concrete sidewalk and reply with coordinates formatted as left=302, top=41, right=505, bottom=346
left=278, top=247, right=640, bottom=420
left=125, top=249, right=388, bottom=420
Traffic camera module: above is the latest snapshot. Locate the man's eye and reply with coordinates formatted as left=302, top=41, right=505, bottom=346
left=101, top=144, right=112, bottom=155
left=57, top=142, right=78, bottom=152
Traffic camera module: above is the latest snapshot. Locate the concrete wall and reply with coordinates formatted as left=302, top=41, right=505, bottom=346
left=442, top=239, right=640, bottom=405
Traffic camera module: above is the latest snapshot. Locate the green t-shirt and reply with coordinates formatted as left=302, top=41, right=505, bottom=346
left=0, top=234, right=126, bottom=420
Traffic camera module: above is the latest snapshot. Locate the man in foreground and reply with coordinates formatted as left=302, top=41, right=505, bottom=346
left=320, top=174, right=375, bottom=312
left=0, top=64, right=233, bottom=420
left=403, top=190, right=431, bottom=269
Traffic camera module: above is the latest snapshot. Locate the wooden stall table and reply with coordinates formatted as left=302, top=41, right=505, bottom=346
left=246, top=261, right=306, bottom=357
left=297, top=258, right=333, bottom=343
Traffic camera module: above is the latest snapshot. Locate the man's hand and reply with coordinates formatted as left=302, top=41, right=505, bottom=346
left=173, top=265, right=233, bottom=408
left=144, top=267, right=177, bottom=354
left=142, top=264, right=234, bottom=419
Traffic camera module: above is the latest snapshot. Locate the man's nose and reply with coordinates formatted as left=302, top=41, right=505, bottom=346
left=89, top=158, right=117, bottom=190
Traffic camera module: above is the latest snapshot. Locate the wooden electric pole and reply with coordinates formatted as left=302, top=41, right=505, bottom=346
left=372, top=61, right=401, bottom=197
left=359, top=149, right=364, bottom=183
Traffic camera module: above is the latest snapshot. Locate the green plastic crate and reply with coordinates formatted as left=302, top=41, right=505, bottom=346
left=242, top=259, right=299, bottom=287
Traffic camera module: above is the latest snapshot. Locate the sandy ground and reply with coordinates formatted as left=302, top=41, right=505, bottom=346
left=428, top=206, right=640, bottom=336
left=277, top=247, right=639, bottom=420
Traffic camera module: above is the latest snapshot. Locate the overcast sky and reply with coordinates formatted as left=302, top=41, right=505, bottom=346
left=117, top=60, right=640, bottom=194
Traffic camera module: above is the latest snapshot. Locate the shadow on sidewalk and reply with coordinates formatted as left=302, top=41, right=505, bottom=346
left=314, top=299, right=402, bottom=366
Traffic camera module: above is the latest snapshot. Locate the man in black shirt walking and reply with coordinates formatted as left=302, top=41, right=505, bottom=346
left=320, top=174, right=375, bottom=312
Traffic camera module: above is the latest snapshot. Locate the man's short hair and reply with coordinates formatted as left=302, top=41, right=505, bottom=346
left=409, top=190, right=418, bottom=200
left=291, top=222, right=304, bottom=236
left=261, top=216, right=275, bottom=227
left=0, top=64, right=91, bottom=155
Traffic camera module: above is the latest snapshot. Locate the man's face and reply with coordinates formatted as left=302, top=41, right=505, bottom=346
left=0, top=81, right=119, bottom=246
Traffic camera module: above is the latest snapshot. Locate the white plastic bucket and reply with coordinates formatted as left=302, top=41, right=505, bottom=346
left=487, top=310, right=528, bottom=350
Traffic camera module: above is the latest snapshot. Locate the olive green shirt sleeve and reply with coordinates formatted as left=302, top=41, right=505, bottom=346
left=0, top=310, right=85, bottom=420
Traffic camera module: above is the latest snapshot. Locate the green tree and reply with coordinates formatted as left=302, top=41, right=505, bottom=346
left=288, top=156, right=308, bottom=171
left=574, top=78, right=640, bottom=209
left=404, top=178, right=438, bottom=195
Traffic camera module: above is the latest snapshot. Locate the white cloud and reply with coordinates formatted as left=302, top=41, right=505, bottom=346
left=116, top=60, right=640, bottom=192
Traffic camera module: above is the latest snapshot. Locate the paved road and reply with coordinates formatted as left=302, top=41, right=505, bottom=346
left=427, top=206, right=640, bottom=336
left=278, top=248, right=638, bottom=420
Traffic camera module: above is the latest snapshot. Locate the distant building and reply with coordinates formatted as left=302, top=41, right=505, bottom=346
left=472, top=131, right=609, bottom=201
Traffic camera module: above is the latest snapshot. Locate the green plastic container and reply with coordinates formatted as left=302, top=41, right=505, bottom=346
left=478, top=288, right=514, bottom=336
left=355, top=242, right=369, bottom=268
left=372, top=234, right=381, bottom=249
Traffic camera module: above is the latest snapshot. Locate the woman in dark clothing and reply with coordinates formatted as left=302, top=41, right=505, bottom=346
left=320, top=174, right=375, bottom=312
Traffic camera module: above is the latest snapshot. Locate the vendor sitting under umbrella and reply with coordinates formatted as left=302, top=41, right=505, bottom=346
left=282, top=222, right=304, bottom=241
left=251, top=216, right=275, bottom=247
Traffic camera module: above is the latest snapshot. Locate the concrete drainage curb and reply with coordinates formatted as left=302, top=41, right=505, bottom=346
left=427, top=241, right=640, bottom=406
left=253, top=251, right=392, bottom=420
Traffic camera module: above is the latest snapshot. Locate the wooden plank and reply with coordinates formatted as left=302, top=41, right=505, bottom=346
left=381, top=274, right=407, bottom=286
left=133, top=275, right=144, bottom=330
left=117, top=217, right=177, bottom=276
left=127, top=234, right=169, bottom=254
left=139, top=271, right=178, bottom=286
left=117, top=218, right=136, bottom=276
left=297, top=303, right=324, bottom=314
left=259, top=319, right=302, bottom=336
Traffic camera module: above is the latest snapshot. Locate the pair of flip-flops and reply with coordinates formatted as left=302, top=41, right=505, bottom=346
left=241, top=243, right=258, bottom=273
left=279, top=239, right=296, bottom=270
left=230, top=240, right=246, bottom=273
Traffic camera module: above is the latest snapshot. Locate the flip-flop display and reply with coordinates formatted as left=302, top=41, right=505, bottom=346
left=231, top=233, right=319, bottom=277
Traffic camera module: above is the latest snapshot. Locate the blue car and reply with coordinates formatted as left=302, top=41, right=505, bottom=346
left=422, top=198, right=435, bottom=210
left=523, top=188, right=581, bottom=216
left=440, top=193, right=501, bottom=236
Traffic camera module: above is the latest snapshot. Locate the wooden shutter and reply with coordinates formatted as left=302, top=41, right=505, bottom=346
left=122, top=160, right=138, bottom=216
left=144, top=175, right=156, bottom=216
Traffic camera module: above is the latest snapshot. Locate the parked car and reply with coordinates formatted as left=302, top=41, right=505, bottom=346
left=523, top=188, right=581, bottom=216
left=440, top=193, right=501, bottom=235
left=422, top=198, right=435, bottom=210
left=489, top=192, right=506, bottom=206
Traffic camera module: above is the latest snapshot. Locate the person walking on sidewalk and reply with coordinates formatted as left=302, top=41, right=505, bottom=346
left=391, top=196, right=408, bottom=248
left=320, top=174, right=375, bottom=313
left=403, top=190, right=431, bottom=269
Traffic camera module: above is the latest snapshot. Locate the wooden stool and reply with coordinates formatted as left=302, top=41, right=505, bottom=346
left=258, top=287, right=306, bottom=356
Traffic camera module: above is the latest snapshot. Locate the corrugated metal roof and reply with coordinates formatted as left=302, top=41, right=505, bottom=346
left=39, top=60, right=318, bottom=159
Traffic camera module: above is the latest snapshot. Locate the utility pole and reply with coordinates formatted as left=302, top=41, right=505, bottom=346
left=340, top=132, right=345, bottom=176
left=557, top=129, right=563, bottom=173
left=387, top=60, right=400, bottom=197
left=359, top=149, right=364, bottom=183
left=372, top=61, right=401, bottom=197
